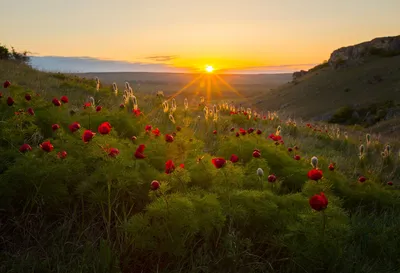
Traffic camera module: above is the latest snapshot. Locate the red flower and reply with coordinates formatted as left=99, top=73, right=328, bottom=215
left=69, top=122, right=81, bottom=133
left=176, top=126, right=182, bottom=132
left=7, top=97, right=14, bottom=106
left=211, top=158, right=226, bottom=169
left=52, top=98, right=61, bottom=106
left=60, top=96, right=69, bottom=103
left=308, top=169, right=323, bottom=181
left=309, top=192, right=328, bottom=211
left=40, top=141, right=54, bottom=152
left=165, top=134, right=174, bottom=143
left=96, top=106, right=102, bottom=112
left=256, top=129, right=262, bottom=135
left=98, top=122, right=112, bottom=135
left=213, top=130, right=217, bottom=135
left=3, top=80, right=11, bottom=88
left=288, top=147, right=293, bottom=152
left=133, top=109, right=141, bottom=116
left=152, top=128, right=160, bottom=137
left=179, top=163, right=185, bottom=168
left=252, top=149, right=261, bottom=158
left=268, top=174, right=277, bottom=183
left=27, top=108, right=34, bottom=116
left=25, top=94, right=32, bottom=101
left=269, top=134, right=282, bottom=142
left=83, top=102, right=91, bottom=109
left=108, top=148, right=120, bottom=157
left=19, top=144, right=32, bottom=153
left=82, top=130, right=95, bottom=143
left=230, top=154, right=239, bottom=163
left=235, top=132, right=240, bottom=137
left=247, top=128, right=254, bottom=134
left=57, top=151, right=68, bottom=159
left=387, top=181, right=393, bottom=186
left=134, top=144, right=146, bottom=159
left=358, top=176, right=367, bottom=183
left=165, top=159, right=175, bottom=174
left=328, top=163, right=335, bottom=171
left=119, top=103, right=125, bottom=108
left=230, top=127, right=235, bottom=132
left=239, top=128, right=247, bottom=135
left=145, top=125, right=152, bottom=132
left=151, top=180, right=160, bottom=190
left=294, top=155, right=301, bottom=161
left=0, top=92, right=2, bottom=98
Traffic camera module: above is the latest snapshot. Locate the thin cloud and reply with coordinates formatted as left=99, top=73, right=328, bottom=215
left=145, top=55, right=179, bottom=62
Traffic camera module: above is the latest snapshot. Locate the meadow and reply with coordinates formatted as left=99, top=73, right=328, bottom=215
left=1, top=60, right=400, bottom=273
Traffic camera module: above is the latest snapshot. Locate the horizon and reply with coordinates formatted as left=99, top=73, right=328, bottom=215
left=1, top=0, right=399, bottom=73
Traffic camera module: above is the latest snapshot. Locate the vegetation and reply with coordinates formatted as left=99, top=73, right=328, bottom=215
left=1, top=60, right=400, bottom=273
left=0, top=43, right=30, bottom=63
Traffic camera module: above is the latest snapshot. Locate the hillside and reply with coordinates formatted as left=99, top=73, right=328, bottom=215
left=255, top=39, right=400, bottom=122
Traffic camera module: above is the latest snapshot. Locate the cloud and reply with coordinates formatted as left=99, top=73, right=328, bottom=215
left=145, top=55, right=179, bottom=62
left=221, top=63, right=318, bottom=74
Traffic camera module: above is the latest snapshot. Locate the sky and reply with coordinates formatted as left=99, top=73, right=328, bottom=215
left=1, top=0, right=399, bottom=73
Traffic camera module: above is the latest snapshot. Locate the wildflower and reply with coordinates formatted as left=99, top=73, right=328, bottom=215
left=308, top=169, right=323, bottom=181
left=19, top=144, right=32, bottom=153
left=82, top=130, right=95, bottom=143
left=57, top=151, right=68, bottom=159
left=176, top=126, right=182, bottom=132
left=60, top=96, right=69, bottom=103
left=52, top=98, right=61, bottom=106
left=96, top=106, right=102, bottom=112
left=134, top=144, right=146, bottom=159
left=294, top=155, right=301, bottom=160
left=257, top=168, right=264, bottom=177
left=211, top=158, right=226, bottom=169
left=169, top=114, right=176, bottom=124
left=133, top=109, right=141, bottom=116
left=239, top=128, right=247, bottom=135
left=165, top=160, right=175, bottom=174
left=268, top=134, right=282, bottom=142
left=230, top=154, right=239, bottom=163
left=213, top=130, right=217, bottom=135
left=288, top=147, right=293, bottom=152
left=387, top=181, right=393, bottom=186
left=328, top=163, right=335, bottom=171
left=119, top=104, right=125, bottom=108
left=7, top=97, right=14, bottom=106
left=179, top=163, right=185, bottom=168
left=108, top=148, right=120, bottom=158
left=145, top=125, right=152, bottom=132
left=235, top=132, right=240, bottom=137
left=268, top=174, right=277, bottom=183
left=359, top=144, right=365, bottom=159
left=248, top=128, right=254, bottom=134
left=25, top=94, right=32, bottom=101
left=51, top=124, right=60, bottom=131
left=69, top=122, right=81, bottom=133
left=358, top=176, right=367, bottom=183
left=256, top=129, right=262, bottom=135
left=151, top=180, right=160, bottom=190
left=294, top=146, right=299, bottom=150
left=27, top=108, right=34, bottom=116
left=162, top=101, right=169, bottom=113
left=3, top=80, right=11, bottom=88
left=112, top=82, right=118, bottom=95
left=230, top=127, right=235, bottom=132
left=98, top=122, right=112, bottom=135
left=152, top=128, right=160, bottom=137
left=165, top=134, right=174, bottom=143
left=311, top=156, right=318, bottom=169
left=309, top=192, right=328, bottom=211
left=40, top=141, right=54, bottom=152
left=83, top=102, right=91, bottom=109
left=131, top=136, right=137, bottom=142
left=252, top=149, right=261, bottom=158
left=276, top=125, right=282, bottom=136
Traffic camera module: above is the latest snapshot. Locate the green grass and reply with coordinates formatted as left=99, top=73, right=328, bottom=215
left=1, top=60, right=400, bottom=273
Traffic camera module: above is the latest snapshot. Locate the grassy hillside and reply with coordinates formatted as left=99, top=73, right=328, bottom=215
left=1, top=60, right=400, bottom=273
left=254, top=55, right=400, bottom=120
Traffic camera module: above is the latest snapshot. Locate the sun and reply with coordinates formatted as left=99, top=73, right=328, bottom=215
left=205, top=65, right=214, bottom=73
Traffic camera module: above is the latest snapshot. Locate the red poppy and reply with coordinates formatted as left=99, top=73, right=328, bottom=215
left=52, top=98, right=61, bottom=106
left=176, top=126, right=181, bottom=132
left=256, top=129, right=262, bottom=135
left=108, top=148, right=120, bottom=157
left=268, top=174, right=277, bottom=183
left=83, top=102, right=91, bottom=109
left=235, top=132, right=240, bottom=137
left=328, top=163, right=335, bottom=171
left=98, top=122, right=112, bottom=135
left=145, top=125, right=152, bottom=132
left=269, top=134, right=282, bottom=142
left=60, top=96, right=69, bottom=103
left=19, top=144, right=32, bottom=153
left=7, top=97, right=14, bottom=106
left=239, top=128, right=247, bottom=135
left=134, top=144, right=146, bottom=159
left=0, top=92, right=2, bottom=98
left=252, top=150, right=261, bottom=158
left=25, top=94, right=31, bottom=101
left=96, top=106, right=102, bottom=112
left=179, top=163, right=185, bottom=168
left=151, top=180, right=160, bottom=190
left=40, top=141, right=54, bottom=152
left=308, top=169, right=323, bottom=181
left=3, top=80, right=11, bottom=88
left=288, top=147, right=293, bottom=152
left=247, top=128, right=254, bottom=134
left=69, top=122, right=81, bottom=133
left=309, top=192, right=328, bottom=211
left=165, top=134, right=174, bottom=143
left=119, top=104, right=125, bottom=108
left=230, top=154, right=239, bottom=163
left=152, top=128, right=160, bottom=137
left=133, top=109, right=141, bottom=116
left=165, top=159, right=175, bottom=174
left=213, top=130, right=217, bottom=135
left=230, top=127, right=235, bottom=132
left=387, top=181, right=393, bottom=186
left=57, top=151, right=68, bottom=159
left=26, top=108, right=34, bottom=116
left=211, top=158, right=226, bottom=169
left=294, top=155, right=301, bottom=161
left=82, top=130, right=95, bottom=143
left=358, top=176, right=367, bottom=183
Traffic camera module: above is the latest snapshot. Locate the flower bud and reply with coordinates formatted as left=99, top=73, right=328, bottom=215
left=257, top=168, right=264, bottom=177
left=311, top=156, right=318, bottom=169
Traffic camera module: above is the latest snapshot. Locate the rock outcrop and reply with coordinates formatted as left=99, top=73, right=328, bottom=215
left=292, top=70, right=307, bottom=81
left=328, top=36, right=400, bottom=69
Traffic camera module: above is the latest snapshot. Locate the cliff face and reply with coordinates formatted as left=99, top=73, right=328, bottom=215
left=328, top=36, right=400, bottom=69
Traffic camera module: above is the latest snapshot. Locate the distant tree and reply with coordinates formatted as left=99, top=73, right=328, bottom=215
left=0, top=43, right=30, bottom=63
